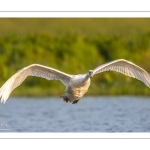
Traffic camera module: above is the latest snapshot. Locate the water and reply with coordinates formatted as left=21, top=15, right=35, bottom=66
left=0, top=96, right=150, bottom=132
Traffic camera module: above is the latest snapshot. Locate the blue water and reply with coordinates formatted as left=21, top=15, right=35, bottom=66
left=0, top=96, right=150, bottom=132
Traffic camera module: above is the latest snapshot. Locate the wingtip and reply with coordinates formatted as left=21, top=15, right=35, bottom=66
left=0, top=99, right=4, bottom=104
left=1, top=98, right=4, bottom=104
left=0, top=95, right=7, bottom=104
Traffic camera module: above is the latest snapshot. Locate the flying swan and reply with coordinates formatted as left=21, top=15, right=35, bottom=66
left=0, top=59, right=150, bottom=104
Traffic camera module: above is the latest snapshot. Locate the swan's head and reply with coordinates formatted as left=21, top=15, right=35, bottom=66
left=88, top=70, right=93, bottom=78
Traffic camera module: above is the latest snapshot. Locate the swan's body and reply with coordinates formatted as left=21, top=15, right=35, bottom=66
left=62, top=74, right=91, bottom=104
left=0, top=59, right=150, bottom=104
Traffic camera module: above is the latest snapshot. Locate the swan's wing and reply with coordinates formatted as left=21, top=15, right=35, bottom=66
left=93, top=59, right=150, bottom=88
left=0, top=64, right=73, bottom=103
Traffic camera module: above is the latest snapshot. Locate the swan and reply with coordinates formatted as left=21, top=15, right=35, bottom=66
left=0, top=59, right=150, bottom=104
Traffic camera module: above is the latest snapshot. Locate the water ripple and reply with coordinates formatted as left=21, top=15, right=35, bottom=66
left=0, top=96, right=150, bottom=132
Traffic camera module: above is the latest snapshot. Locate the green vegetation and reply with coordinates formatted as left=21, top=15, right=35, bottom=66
left=0, top=18, right=150, bottom=96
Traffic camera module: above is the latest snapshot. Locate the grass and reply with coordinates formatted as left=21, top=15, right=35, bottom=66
left=0, top=18, right=150, bottom=96
left=1, top=18, right=150, bottom=37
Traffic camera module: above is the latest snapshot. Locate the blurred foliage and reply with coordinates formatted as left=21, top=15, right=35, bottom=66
left=0, top=18, right=150, bottom=96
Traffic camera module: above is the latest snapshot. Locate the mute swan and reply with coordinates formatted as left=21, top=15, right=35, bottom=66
left=0, top=59, right=150, bottom=104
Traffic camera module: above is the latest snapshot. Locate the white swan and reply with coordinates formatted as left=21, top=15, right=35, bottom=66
left=0, top=59, right=150, bottom=104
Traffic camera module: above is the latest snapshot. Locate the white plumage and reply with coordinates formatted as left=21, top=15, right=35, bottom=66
left=0, top=59, right=150, bottom=104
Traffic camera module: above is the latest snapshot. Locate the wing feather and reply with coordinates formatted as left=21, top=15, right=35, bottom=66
left=0, top=64, right=72, bottom=103
left=93, top=59, right=150, bottom=88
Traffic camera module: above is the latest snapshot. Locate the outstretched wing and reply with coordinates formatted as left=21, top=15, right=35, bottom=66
left=0, top=64, right=73, bottom=103
left=93, top=59, right=150, bottom=88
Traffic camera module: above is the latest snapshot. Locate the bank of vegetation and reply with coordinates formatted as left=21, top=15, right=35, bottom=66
left=1, top=18, right=150, bottom=96
left=0, top=31, right=150, bottom=97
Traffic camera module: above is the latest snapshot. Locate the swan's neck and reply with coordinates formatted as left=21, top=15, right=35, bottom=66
left=83, top=70, right=93, bottom=82
left=82, top=73, right=90, bottom=83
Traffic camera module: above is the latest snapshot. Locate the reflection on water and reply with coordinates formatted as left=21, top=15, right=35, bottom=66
left=0, top=96, right=150, bottom=132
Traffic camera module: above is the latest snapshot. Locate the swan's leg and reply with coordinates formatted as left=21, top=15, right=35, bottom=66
left=60, top=95, right=69, bottom=103
left=72, top=99, right=79, bottom=104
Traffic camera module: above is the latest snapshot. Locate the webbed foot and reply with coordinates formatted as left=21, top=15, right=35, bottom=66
left=72, top=100, right=79, bottom=104
left=60, top=95, right=69, bottom=103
